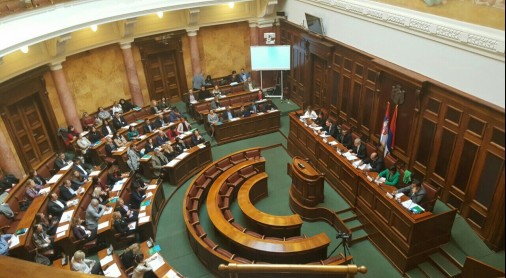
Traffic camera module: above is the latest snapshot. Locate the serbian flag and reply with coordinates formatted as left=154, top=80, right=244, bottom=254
left=379, top=102, right=390, bottom=148
left=385, top=105, right=398, bottom=156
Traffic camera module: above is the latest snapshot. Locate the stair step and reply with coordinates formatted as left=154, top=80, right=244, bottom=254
left=429, top=252, right=461, bottom=278
left=405, top=267, right=428, bottom=278
left=440, top=242, right=466, bottom=268
left=345, top=219, right=362, bottom=230
left=350, top=229, right=368, bottom=244
left=418, top=262, right=446, bottom=278
left=342, top=215, right=358, bottom=222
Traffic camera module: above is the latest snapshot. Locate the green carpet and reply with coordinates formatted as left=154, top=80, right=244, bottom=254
left=146, top=99, right=504, bottom=277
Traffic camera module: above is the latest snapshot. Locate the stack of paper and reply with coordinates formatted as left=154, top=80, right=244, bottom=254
left=56, top=231, right=66, bottom=239
left=56, top=224, right=69, bottom=234
left=103, top=207, right=113, bottom=215
left=147, top=254, right=165, bottom=272
left=328, top=141, right=338, bottom=146
left=352, top=160, right=361, bottom=168
left=139, top=216, right=150, bottom=224
left=146, top=192, right=153, bottom=198
left=147, top=184, right=157, bottom=190
left=358, top=164, right=371, bottom=171
left=60, top=210, right=74, bottom=223
left=97, top=221, right=109, bottom=230
left=164, top=269, right=181, bottom=278
left=47, top=174, right=63, bottom=184
left=230, top=117, right=239, bottom=121
left=197, top=143, right=206, bottom=149
left=100, top=255, right=113, bottom=266
left=104, top=263, right=121, bottom=277
left=38, top=187, right=51, bottom=196
left=89, top=170, right=101, bottom=177
left=128, top=222, right=137, bottom=230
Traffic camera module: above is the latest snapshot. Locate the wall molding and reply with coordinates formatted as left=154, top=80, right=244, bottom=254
left=300, top=0, right=505, bottom=61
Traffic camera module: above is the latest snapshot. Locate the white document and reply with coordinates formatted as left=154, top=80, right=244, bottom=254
left=89, top=170, right=101, bottom=177
left=38, top=187, right=51, bottom=196
left=80, top=131, right=89, bottom=137
left=128, top=222, right=137, bottom=230
left=140, top=206, right=146, bottom=212
left=164, top=269, right=180, bottom=278
left=205, top=97, right=214, bottom=101
left=230, top=117, right=240, bottom=121
left=176, top=152, right=189, bottom=160
left=166, top=159, right=180, bottom=167
left=197, top=143, right=206, bottom=149
left=104, top=263, right=122, bottom=277
left=147, top=254, right=165, bottom=272
left=8, top=235, right=19, bottom=248
left=352, top=160, right=361, bottom=168
left=100, top=255, right=113, bottom=266
left=147, top=184, right=157, bottom=190
left=111, top=183, right=123, bottom=192
left=395, top=193, right=404, bottom=199
left=146, top=192, right=153, bottom=198
left=256, top=112, right=265, bottom=116
left=47, top=174, right=63, bottom=184
left=138, top=135, right=147, bottom=140
left=103, top=207, right=113, bottom=215
left=328, top=141, right=338, bottom=146
left=56, top=231, right=66, bottom=239
left=138, top=212, right=147, bottom=218
left=268, top=109, right=279, bottom=112
left=312, top=126, right=322, bottom=130
left=130, top=122, right=139, bottom=126
left=97, top=221, right=109, bottom=230
left=346, top=155, right=358, bottom=161
left=139, top=216, right=150, bottom=224
left=190, top=101, right=197, bottom=104
left=60, top=162, right=74, bottom=171
left=358, top=164, right=371, bottom=171
left=60, top=210, right=74, bottom=223
left=56, top=224, right=69, bottom=234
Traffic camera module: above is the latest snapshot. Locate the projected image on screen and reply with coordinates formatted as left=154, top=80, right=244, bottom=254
left=305, top=13, right=324, bottom=35
left=250, top=46, right=291, bottom=71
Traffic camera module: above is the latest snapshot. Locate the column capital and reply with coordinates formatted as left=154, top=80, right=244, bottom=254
left=248, top=20, right=258, bottom=28
left=49, top=59, right=65, bottom=71
left=257, top=18, right=276, bottom=28
left=119, top=41, right=133, bottom=49
left=187, top=28, right=199, bottom=37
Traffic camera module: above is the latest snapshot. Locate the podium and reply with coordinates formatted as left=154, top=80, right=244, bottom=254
left=289, top=157, right=324, bottom=206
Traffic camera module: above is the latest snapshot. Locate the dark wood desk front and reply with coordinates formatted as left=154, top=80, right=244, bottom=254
left=287, top=112, right=457, bottom=272
left=290, top=157, right=325, bottom=206
left=213, top=110, right=280, bottom=145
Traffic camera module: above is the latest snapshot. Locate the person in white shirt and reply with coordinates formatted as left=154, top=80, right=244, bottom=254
left=111, top=101, right=123, bottom=115
left=303, top=106, right=318, bottom=119
left=71, top=250, right=102, bottom=274
left=132, top=253, right=155, bottom=278
left=177, top=117, right=192, bottom=134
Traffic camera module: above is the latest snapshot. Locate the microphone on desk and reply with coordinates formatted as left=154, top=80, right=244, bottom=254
left=298, top=162, right=305, bottom=169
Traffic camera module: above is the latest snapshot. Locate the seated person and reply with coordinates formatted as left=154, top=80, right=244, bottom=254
left=130, top=183, right=146, bottom=210
left=143, top=118, right=156, bottom=134
left=173, top=137, right=188, bottom=155
left=263, top=100, right=278, bottom=112
left=211, top=85, right=221, bottom=97
left=104, top=136, right=117, bottom=157
left=34, top=212, right=58, bottom=236
left=198, top=85, right=211, bottom=100
left=115, top=198, right=138, bottom=222
left=150, top=148, right=169, bottom=179
left=112, top=101, right=123, bottom=116
left=240, top=105, right=251, bottom=117
left=59, top=180, right=78, bottom=202
left=228, top=70, right=241, bottom=84
left=207, top=110, right=219, bottom=137
left=155, top=130, right=169, bottom=147
left=91, top=176, right=110, bottom=196
left=377, top=165, right=401, bottom=188
left=127, top=125, right=140, bottom=141
left=205, top=74, right=213, bottom=86
left=88, top=126, right=102, bottom=143
left=120, top=98, right=134, bottom=112
left=161, top=143, right=176, bottom=161
left=65, top=125, right=80, bottom=148
left=72, top=157, right=92, bottom=177
left=210, top=96, right=222, bottom=110
left=144, top=138, right=155, bottom=154
left=314, top=111, right=327, bottom=127
left=222, top=107, right=236, bottom=121
left=120, top=243, right=141, bottom=270
left=150, top=100, right=160, bottom=115
left=47, top=193, right=67, bottom=219
left=361, top=152, right=385, bottom=173
left=337, top=128, right=353, bottom=149
left=177, top=117, right=191, bottom=133
left=85, top=199, right=105, bottom=231
left=303, top=106, right=318, bottom=119
left=239, top=68, right=249, bottom=82
left=112, top=131, right=127, bottom=147
left=350, top=138, right=367, bottom=159
left=107, top=165, right=127, bottom=185
left=157, top=97, right=170, bottom=110
left=191, top=130, right=205, bottom=146
left=76, top=133, right=92, bottom=162
left=0, top=233, right=13, bottom=256
left=81, top=112, right=95, bottom=131
left=154, top=114, right=166, bottom=128
left=166, top=126, right=179, bottom=141
left=101, top=120, right=116, bottom=137
left=71, top=250, right=102, bottom=274
left=186, top=89, right=197, bottom=104
left=97, top=107, right=112, bottom=122
left=396, top=179, right=426, bottom=204
left=112, top=212, right=137, bottom=237
left=256, top=89, right=265, bottom=101
left=168, top=107, right=182, bottom=122
left=133, top=254, right=156, bottom=278
left=32, top=223, right=55, bottom=256
left=322, top=119, right=339, bottom=138
left=92, top=187, right=108, bottom=205
left=71, top=217, right=97, bottom=243
left=54, top=152, right=70, bottom=171
left=70, top=170, right=88, bottom=190
left=243, top=76, right=256, bottom=92
left=25, top=179, right=43, bottom=203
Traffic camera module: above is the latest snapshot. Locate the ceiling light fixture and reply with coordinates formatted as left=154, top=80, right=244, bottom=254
left=20, top=46, right=29, bottom=53
left=90, top=25, right=98, bottom=32
left=157, top=11, right=164, bottom=18
left=228, top=2, right=235, bottom=8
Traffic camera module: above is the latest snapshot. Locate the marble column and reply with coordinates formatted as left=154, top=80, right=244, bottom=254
left=249, top=21, right=260, bottom=83
left=0, top=128, right=22, bottom=177
left=120, top=42, right=144, bottom=107
left=50, top=62, right=83, bottom=132
left=187, top=29, right=202, bottom=77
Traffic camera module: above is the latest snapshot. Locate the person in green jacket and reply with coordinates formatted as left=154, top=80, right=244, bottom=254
left=377, top=165, right=400, bottom=188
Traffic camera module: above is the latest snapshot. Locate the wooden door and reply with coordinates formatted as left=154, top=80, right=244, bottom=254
left=311, top=55, right=326, bottom=108
left=146, top=51, right=182, bottom=103
left=6, top=96, right=54, bottom=169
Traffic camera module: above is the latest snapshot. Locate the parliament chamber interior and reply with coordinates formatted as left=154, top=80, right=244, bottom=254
left=0, top=0, right=504, bottom=277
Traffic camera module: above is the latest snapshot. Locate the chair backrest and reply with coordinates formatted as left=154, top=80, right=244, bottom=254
left=420, top=182, right=441, bottom=212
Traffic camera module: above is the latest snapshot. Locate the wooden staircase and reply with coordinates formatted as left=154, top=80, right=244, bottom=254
left=405, top=241, right=466, bottom=278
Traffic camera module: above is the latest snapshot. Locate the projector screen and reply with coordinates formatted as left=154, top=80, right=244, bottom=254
left=250, top=45, right=291, bottom=71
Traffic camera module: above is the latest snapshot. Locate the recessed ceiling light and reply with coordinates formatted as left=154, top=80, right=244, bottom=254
left=228, top=2, right=235, bottom=8
left=20, top=46, right=29, bottom=53
left=90, top=25, right=98, bottom=32
left=157, top=11, right=164, bottom=18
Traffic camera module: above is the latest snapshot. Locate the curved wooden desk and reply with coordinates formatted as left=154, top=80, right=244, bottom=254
left=207, top=161, right=330, bottom=264
left=238, top=172, right=303, bottom=238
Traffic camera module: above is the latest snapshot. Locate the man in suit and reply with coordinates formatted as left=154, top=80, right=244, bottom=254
left=396, top=179, right=426, bottom=204
left=191, top=130, right=205, bottom=146
left=198, top=85, right=211, bottom=101
left=173, top=137, right=188, bottom=155
left=351, top=138, right=367, bottom=160
left=59, top=179, right=77, bottom=202
left=168, top=108, right=182, bottom=123
left=337, top=128, right=353, bottom=149
left=112, top=112, right=128, bottom=130
left=143, top=118, right=155, bottom=134
left=240, top=105, right=251, bottom=117
left=150, top=100, right=160, bottom=115
left=361, top=152, right=385, bottom=173
left=47, top=193, right=67, bottom=219
left=155, top=130, right=168, bottom=147
left=243, top=77, right=256, bottom=92
left=72, top=158, right=90, bottom=178
left=323, top=119, right=339, bottom=139
left=104, top=137, right=117, bottom=157
left=154, top=114, right=166, bottom=128
left=150, top=148, right=169, bottom=178
left=210, top=96, right=221, bottom=110
left=239, top=68, right=250, bottom=82
left=222, top=107, right=236, bottom=121
left=101, top=120, right=116, bottom=137
left=54, top=152, right=70, bottom=171
left=86, top=199, right=105, bottom=230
